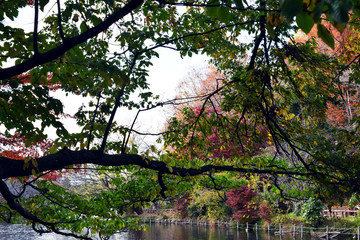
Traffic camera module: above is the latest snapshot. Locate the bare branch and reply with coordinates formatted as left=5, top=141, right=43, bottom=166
left=56, top=0, right=66, bottom=42
left=33, top=0, right=39, bottom=56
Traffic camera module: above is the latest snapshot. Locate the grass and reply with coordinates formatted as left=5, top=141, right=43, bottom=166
left=270, top=212, right=360, bottom=229
left=323, top=216, right=360, bottom=228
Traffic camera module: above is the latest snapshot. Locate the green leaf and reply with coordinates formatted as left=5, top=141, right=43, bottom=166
left=317, top=23, right=335, bottom=49
left=119, top=71, right=130, bottom=85
left=206, top=7, right=219, bottom=18
left=206, top=6, right=231, bottom=23
left=354, top=9, right=360, bottom=18
left=312, top=0, right=324, bottom=22
left=329, top=0, right=352, bottom=24
left=39, top=0, right=50, bottom=11
left=232, top=0, right=243, bottom=8
left=281, top=0, right=303, bottom=20
left=296, top=12, right=314, bottom=34
left=333, top=21, right=346, bottom=33
left=80, top=22, right=88, bottom=33
left=217, top=7, right=231, bottom=23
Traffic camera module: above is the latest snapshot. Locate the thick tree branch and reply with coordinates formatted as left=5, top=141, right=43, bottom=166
left=0, top=0, right=144, bottom=80
left=0, top=148, right=309, bottom=180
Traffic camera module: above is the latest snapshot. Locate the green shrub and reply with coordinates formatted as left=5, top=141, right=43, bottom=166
left=293, top=202, right=302, bottom=216
left=348, top=193, right=360, bottom=209
left=188, top=189, right=231, bottom=221
left=301, top=197, right=324, bottom=226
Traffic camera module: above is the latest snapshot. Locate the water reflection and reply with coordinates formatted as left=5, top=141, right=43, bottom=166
left=126, top=223, right=312, bottom=240
left=0, top=223, right=312, bottom=240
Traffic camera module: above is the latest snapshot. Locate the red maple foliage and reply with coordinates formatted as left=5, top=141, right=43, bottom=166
left=177, top=106, right=268, bottom=161
left=12, top=73, right=61, bottom=91
left=0, top=73, right=75, bottom=181
left=174, top=192, right=191, bottom=219
left=226, top=186, right=271, bottom=223
left=0, top=132, right=63, bottom=180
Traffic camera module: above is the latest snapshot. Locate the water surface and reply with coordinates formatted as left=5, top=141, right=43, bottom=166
left=0, top=222, right=313, bottom=240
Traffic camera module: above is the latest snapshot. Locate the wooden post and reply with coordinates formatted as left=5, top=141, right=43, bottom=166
left=326, top=225, right=329, bottom=240
left=256, top=223, right=258, bottom=231
left=246, top=222, right=249, bottom=231
left=279, top=223, right=282, bottom=235
left=237, top=221, right=239, bottom=229
left=301, top=225, right=303, bottom=239
left=268, top=223, right=270, bottom=233
left=357, top=226, right=360, bottom=240
left=294, top=224, right=296, bottom=235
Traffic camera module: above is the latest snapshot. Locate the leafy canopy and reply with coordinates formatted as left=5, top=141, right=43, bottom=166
left=0, top=0, right=360, bottom=239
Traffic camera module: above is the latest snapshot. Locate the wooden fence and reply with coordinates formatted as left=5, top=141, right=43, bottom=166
left=144, top=208, right=359, bottom=219
left=140, top=220, right=360, bottom=239
left=322, top=209, right=359, bottom=218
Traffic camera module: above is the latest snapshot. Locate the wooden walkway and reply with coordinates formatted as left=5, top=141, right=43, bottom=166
left=317, top=228, right=353, bottom=239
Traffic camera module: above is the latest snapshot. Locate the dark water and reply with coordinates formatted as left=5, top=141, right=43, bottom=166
left=0, top=223, right=314, bottom=240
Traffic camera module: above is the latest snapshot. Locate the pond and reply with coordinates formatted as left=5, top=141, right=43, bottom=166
left=0, top=222, right=314, bottom=240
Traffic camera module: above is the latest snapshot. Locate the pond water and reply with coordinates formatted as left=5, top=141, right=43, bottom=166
left=0, top=223, right=313, bottom=240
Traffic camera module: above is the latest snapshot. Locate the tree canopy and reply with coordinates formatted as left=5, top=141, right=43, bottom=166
left=1, top=0, right=360, bottom=238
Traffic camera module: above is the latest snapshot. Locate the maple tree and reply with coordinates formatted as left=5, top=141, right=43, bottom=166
left=1, top=0, right=360, bottom=238
left=226, top=186, right=271, bottom=223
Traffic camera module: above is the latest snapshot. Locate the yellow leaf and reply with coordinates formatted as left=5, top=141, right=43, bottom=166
left=31, top=159, right=38, bottom=168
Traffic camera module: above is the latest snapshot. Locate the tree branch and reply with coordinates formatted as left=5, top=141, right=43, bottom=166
left=0, top=0, right=144, bottom=80
left=33, top=0, right=39, bottom=56
left=0, top=148, right=310, bottom=180
left=56, top=0, right=66, bottom=42
left=87, top=91, right=102, bottom=150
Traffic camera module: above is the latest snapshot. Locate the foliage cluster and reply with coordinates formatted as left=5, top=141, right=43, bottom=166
left=297, top=197, right=324, bottom=226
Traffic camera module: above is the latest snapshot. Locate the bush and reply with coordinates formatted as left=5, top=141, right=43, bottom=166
left=174, top=193, right=191, bottom=219
left=348, top=193, right=360, bottom=209
left=188, top=189, right=231, bottom=220
left=293, top=202, right=302, bottom=216
left=226, top=186, right=271, bottom=223
left=301, top=197, right=324, bottom=226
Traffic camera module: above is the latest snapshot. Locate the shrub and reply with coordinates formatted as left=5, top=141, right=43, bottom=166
left=174, top=193, right=191, bottom=219
left=348, top=193, right=360, bottom=209
left=293, top=202, right=302, bottom=216
left=301, top=197, right=324, bottom=226
left=188, top=189, right=231, bottom=220
left=226, top=186, right=271, bottom=223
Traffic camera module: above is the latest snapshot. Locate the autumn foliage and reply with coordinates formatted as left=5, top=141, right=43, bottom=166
left=174, top=192, right=191, bottom=218
left=0, top=73, right=66, bottom=181
left=166, top=67, right=269, bottom=162
left=13, top=73, right=61, bottom=91
left=295, top=22, right=360, bottom=128
left=226, top=186, right=271, bottom=223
